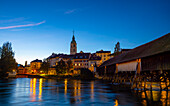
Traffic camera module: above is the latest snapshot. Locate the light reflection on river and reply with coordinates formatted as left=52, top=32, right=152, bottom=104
left=0, top=78, right=169, bottom=106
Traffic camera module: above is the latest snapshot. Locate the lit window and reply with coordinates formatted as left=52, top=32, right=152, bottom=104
left=79, top=63, right=80, bottom=66
left=75, top=64, right=77, bottom=66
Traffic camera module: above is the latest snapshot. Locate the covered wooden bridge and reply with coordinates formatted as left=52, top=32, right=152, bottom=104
left=97, top=33, right=170, bottom=90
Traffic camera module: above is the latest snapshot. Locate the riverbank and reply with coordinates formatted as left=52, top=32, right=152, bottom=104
left=44, top=74, right=97, bottom=80
left=16, top=74, right=97, bottom=80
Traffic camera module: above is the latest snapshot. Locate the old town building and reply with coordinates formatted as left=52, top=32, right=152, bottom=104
left=88, top=54, right=101, bottom=72
left=30, top=59, right=42, bottom=74
left=73, top=51, right=91, bottom=72
left=47, top=53, right=64, bottom=67
left=96, top=50, right=111, bottom=63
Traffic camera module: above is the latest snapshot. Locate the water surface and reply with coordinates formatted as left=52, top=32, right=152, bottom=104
left=0, top=78, right=169, bottom=106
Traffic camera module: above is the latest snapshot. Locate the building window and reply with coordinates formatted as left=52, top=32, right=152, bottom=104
left=80, top=56, right=82, bottom=58
left=79, top=63, right=81, bottom=66
left=75, top=63, right=77, bottom=66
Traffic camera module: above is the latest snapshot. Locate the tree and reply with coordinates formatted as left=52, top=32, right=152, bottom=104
left=0, top=42, right=17, bottom=75
left=55, top=59, right=67, bottom=74
left=114, top=42, right=121, bottom=56
left=66, top=59, right=73, bottom=73
left=39, top=58, right=50, bottom=74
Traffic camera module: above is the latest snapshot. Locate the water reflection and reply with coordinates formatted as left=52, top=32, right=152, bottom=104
left=29, top=78, right=42, bottom=102
left=135, top=90, right=170, bottom=106
left=64, top=79, right=67, bottom=95
left=91, top=81, right=94, bottom=100
left=1, top=78, right=169, bottom=105
left=39, top=78, right=42, bottom=100
left=114, top=99, right=118, bottom=106
left=69, top=80, right=81, bottom=104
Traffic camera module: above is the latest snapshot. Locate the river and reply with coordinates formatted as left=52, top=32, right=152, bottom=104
left=0, top=78, right=169, bottom=106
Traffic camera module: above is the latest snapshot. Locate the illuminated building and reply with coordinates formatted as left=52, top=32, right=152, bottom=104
left=30, top=59, right=42, bottom=74
left=88, top=54, right=101, bottom=72
left=47, top=53, right=63, bottom=67
left=17, top=64, right=26, bottom=74
left=96, top=50, right=111, bottom=63
left=73, top=51, right=91, bottom=73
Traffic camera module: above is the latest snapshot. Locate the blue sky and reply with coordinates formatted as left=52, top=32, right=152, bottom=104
left=0, top=0, right=170, bottom=64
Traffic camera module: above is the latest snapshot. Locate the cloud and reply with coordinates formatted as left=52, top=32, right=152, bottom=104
left=0, top=17, right=26, bottom=24
left=64, top=9, right=76, bottom=14
left=0, top=21, right=46, bottom=29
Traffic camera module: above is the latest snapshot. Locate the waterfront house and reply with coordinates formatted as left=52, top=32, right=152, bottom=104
left=17, top=64, right=26, bottom=74
left=73, top=51, right=91, bottom=74
left=47, top=53, right=64, bottom=67
left=30, top=59, right=42, bottom=74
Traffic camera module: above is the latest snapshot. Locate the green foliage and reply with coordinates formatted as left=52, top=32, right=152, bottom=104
left=55, top=59, right=73, bottom=74
left=0, top=42, right=17, bottom=74
left=66, top=59, right=73, bottom=73
left=39, top=58, right=50, bottom=74
left=114, top=42, right=121, bottom=56
left=55, top=59, right=67, bottom=74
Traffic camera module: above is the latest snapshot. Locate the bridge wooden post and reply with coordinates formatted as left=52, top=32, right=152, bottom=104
left=131, top=59, right=141, bottom=89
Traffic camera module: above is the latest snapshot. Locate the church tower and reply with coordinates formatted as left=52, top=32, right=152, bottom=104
left=70, top=30, right=77, bottom=55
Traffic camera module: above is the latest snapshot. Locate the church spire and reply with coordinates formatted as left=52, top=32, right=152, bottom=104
left=72, top=30, right=76, bottom=42
left=70, top=30, right=77, bottom=55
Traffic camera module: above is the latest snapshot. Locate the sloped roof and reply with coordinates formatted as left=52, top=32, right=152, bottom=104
left=31, top=59, right=42, bottom=63
left=59, top=54, right=75, bottom=59
left=73, top=53, right=91, bottom=59
left=109, top=49, right=131, bottom=56
left=47, top=53, right=65, bottom=59
left=89, top=54, right=101, bottom=61
left=96, top=50, right=111, bottom=53
left=100, top=33, right=170, bottom=67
